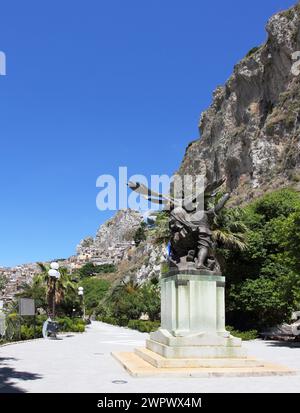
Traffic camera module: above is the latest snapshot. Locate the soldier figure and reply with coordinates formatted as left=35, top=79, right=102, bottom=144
left=169, top=190, right=230, bottom=271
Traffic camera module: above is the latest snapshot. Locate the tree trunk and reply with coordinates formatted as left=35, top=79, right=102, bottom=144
left=47, top=279, right=56, bottom=319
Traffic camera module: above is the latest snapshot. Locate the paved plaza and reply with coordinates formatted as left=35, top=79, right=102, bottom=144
left=0, top=321, right=299, bottom=393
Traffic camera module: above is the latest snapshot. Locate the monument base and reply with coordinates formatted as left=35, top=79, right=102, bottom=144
left=146, top=328, right=246, bottom=358
left=112, top=271, right=295, bottom=377
left=144, top=272, right=248, bottom=360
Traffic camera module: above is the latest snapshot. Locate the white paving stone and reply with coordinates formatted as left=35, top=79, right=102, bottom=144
left=0, top=321, right=299, bottom=393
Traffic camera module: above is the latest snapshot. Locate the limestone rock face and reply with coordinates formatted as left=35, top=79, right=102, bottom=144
left=94, top=209, right=143, bottom=247
left=132, top=242, right=165, bottom=284
left=76, top=209, right=143, bottom=266
left=178, top=4, right=300, bottom=203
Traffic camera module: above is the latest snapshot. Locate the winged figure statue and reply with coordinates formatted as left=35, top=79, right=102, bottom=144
left=128, top=176, right=230, bottom=274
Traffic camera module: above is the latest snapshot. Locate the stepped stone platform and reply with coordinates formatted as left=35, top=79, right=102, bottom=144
left=112, top=348, right=296, bottom=378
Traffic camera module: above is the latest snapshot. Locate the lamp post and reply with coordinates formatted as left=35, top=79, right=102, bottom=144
left=42, top=262, right=60, bottom=339
left=78, top=286, right=85, bottom=320
left=48, top=262, right=60, bottom=319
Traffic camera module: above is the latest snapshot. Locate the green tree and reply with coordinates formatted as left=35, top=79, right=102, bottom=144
left=78, top=262, right=96, bottom=278
left=251, top=189, right=300, bottom=221
left=227, top=276, right=298, bottom=329
left=17, top=277, right=47, bottom=311
left=225, top=189, right=300, bottom=330
left=139, top=282, right=160, bottom=321
left=97, top=279, right=160, bottom=325
left=35, top=263, right=76, bottom=318
left=80, top=277, right=110, bottom=313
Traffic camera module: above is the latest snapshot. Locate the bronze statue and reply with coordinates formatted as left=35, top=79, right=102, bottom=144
left=128, top=176, right=230, bottom=274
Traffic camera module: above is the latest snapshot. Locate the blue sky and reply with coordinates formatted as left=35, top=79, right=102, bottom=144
left=0, top=0, right=297, bottom=267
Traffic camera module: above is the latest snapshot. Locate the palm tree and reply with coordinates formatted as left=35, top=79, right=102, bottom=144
left=17, top=277, right=47, bottom=311
left=105, top=277, right=139, bottom=303
left=212, top=207, right=248, bottom=252
left=36, top=263, right=76, bottom=318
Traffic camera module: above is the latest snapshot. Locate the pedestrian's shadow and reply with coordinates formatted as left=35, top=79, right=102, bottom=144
left=0, top=357, right=42, bottom=393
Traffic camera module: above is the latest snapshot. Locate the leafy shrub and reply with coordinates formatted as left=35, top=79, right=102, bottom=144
left=57, top=317, right=85, bottom=333
left=20, top=325, right=36, bottom=340
left=1, top=315, right=86, bottom=343
left=96, top=315, right=119, bottom=325
left=149, top=211, right=170, bottom=244
left=57, top=316, right=74, bottom=331
left=246, top=46, right=260, bottom=57
left=79, top=263, right=116, bottom=278
left=226, top=326, right=258, bottom=341
left=134, top=222, right=147, bottom=246
left=70, top=323, right=85, bottom=333
left=127, top=320, right=160, bottom=333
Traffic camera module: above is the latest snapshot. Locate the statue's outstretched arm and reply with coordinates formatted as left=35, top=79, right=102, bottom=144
left=127, top=181, right=183, bottom=208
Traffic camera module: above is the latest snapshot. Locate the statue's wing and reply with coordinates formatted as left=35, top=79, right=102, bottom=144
left=204, top=176, right=226, bottom=197
left=179, top=176, right=225, bottom=204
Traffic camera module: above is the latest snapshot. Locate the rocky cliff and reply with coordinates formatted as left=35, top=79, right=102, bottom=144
left=76, top=209, right=164, bottom=283
left=178, top=3, right=300, bottom=204
left=76, top=209, right=143, bottom=265
left=74, top=208, right=164, bottom=285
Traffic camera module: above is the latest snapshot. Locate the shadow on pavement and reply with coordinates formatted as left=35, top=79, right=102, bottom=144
left=0, top=357, right=42, bottom=393
left=265, top=340, right=300, bottom=349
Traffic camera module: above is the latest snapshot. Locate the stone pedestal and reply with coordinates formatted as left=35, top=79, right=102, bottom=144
left=112, top=271, right=295, bottom=377
left=146, top=272, right=246, bottom=359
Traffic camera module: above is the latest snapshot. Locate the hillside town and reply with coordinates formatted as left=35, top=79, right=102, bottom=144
left=0, top=209, right=142, bottom=304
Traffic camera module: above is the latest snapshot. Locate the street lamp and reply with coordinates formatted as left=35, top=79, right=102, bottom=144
left=42, top=262, right=60, bottom=339
left=48, top=262, right=60, bottom=319
left=78, top=287, right=85, bottom=319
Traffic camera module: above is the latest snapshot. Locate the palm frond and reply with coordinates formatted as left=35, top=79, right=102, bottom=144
left=212, top=229, right=248, bottom=251
left=37, top=262, right=48, bottom=272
